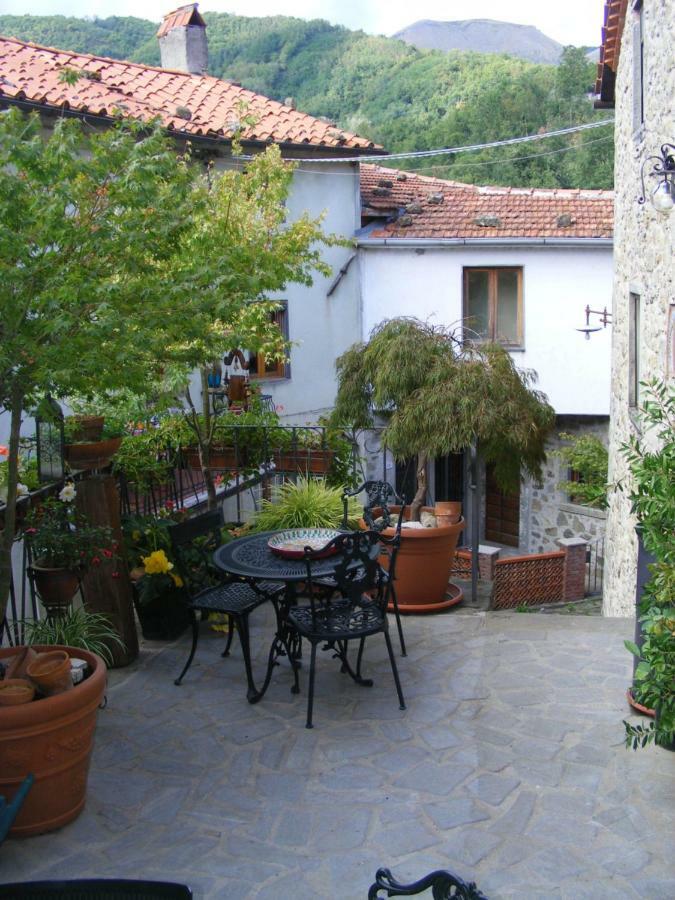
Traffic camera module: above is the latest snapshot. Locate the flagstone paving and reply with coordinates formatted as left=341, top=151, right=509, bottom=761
left=3, top=608, right=674, bottom=899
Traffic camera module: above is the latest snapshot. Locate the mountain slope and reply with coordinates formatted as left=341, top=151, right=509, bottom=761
left=0, top=12, right=613, bottom=190
left=394, top=19, right=564, bottom=65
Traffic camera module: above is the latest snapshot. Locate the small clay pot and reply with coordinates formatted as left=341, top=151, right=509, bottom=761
left=27, top=650, right=73, bottom=695
left=434, top=501, right=462, bottom=526
left=4, top=646, right=38, bottom=680
left=0, top=678, right=36, bottom=706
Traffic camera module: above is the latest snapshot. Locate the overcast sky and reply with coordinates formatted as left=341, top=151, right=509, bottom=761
left=3, top=1, right=606, bottom=47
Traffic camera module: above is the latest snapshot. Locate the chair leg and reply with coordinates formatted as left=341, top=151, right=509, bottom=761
left=174, top=609, right=199, bottom=686
left=221, top=615, right=235, bottom=657
left=356, top=636, right=366, bottom=679
left=236, top=613, right=259, bottom=704
left=306, top=641, right=318, bottom=729
left=384, top=629, right=406, bottom=710
left=388, top=583, right=407, bottom=657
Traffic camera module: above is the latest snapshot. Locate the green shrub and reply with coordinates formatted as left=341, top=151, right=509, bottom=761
left=556, top=432, right=608, bottom=508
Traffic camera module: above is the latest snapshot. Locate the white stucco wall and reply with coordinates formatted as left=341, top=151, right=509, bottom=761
left=359, top=243, right=613, bottom=415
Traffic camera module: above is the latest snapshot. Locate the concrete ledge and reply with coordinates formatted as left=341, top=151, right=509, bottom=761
left=558, top=502, right=608, bottom=520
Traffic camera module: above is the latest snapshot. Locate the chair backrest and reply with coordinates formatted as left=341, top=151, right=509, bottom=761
left=168, top=510, right=224, bottom=597
left=302, top=530, right=399, bottom=626
left=343, top=481, right=405, bottom=532
left=0, top=881, right=192, bottom=899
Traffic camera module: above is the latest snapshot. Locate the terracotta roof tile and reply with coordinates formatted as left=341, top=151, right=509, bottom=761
left=157, top=4, right=206, bottom=40
left=0, top=35, right=381, bottom=153
left=360, top=165, right=614, bottom=240
left=595, top=0, right=629, bottom=101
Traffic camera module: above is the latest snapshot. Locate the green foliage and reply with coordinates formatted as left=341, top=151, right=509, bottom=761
left=22, top=607, right=125, bottom=666
left=330, top=318, right=555, bottom=513
left=621, top=381, right=675, bottom=750
left=0, top=14, right=614, bottom=189
left=556, top=432, right=609, bottom=509
left=251, top=476, right=361, bottom=532
left=112, top=430, right=178, bottom=490
left=25, top=493, right=116, bottom=570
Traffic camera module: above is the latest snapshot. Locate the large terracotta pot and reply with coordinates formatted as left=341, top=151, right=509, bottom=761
left=0, top=644, right=106, bottom=838
left=28, top=564, right=80, bottom=615
left=370, top=506, right=465, bottom=613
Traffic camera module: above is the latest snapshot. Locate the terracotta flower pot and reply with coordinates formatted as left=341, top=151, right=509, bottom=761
left=28, top=565, right=80, bottom=615
left=434, top=501, right=462, bottom=526
left=69, top=415, right=105, bottom=442
left=26, top=650, right=73, bottom=695
left=272, top=448, right=334, bottom=474
left=183, top=445, right=245, bottom=471
left=0, top=644, right=106, bottom=837
left=64, top=436, right=122, bottom=471
left=0, top=679, right=35, bottom=707
left=368, top=506, right=465, bottom=614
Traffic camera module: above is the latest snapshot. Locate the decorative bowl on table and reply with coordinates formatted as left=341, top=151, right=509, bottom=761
left=268, top=528, right=341, bottom=559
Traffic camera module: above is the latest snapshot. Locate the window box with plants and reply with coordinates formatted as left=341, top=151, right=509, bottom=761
left=64, top=412, right=127, bottom=472
left=330, top=318, right=554, bottom=611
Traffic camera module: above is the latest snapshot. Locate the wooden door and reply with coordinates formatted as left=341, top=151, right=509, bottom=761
left=485, top=465, right=520, bottom=547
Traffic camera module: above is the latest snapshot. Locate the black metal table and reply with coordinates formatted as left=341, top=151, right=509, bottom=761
left=213, top=530, right=342, bottom=702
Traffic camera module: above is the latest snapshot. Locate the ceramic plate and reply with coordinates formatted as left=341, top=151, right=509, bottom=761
left=268, top=528, right=341, bottom=559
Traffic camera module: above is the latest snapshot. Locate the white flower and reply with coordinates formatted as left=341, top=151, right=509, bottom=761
left=59, top=483, right=77, bottom=503
left=16, top=482, right=29, bottom=497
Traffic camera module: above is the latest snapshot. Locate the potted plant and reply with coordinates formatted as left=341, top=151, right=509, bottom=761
left=330, top=318, right=554, bottom=610
left=622, top=381, right=675, bottom=751
left=0, top=642, right=107, bottom=837
left=64, top=415, right=127, bottom=472
left=24, top=485, right=118, bottom=616
left=122, top=506, right=191, bottom=640
left=249, top=475, right=362, bottom=532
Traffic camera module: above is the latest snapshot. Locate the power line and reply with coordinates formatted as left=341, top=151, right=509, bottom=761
left=236, top=118, right=614, bottom=165
left=411, top=134, right=615, bottom=176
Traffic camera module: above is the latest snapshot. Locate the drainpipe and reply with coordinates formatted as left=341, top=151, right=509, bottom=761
left=469, top=443, right=480, bottom=605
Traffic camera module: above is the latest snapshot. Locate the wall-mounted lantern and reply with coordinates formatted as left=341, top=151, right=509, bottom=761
left=576, top=305, right=612, bottom=340
left=36, top=397, right=65, bottom=483
left=639, top=143, right=675, bottom=215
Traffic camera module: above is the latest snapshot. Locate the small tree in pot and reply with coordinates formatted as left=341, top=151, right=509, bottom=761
left=331, top=318, right=555, bottom=521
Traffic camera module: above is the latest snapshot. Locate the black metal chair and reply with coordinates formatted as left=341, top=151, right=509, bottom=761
left=368, top=867, right=488, bottom=899
left=0, top=882, right=192, bottom=899
left=342, top=481, right=407, bottom=656
left=288, top=529, right=405, bottom=728
left=170, top=510, right=282, bottom=701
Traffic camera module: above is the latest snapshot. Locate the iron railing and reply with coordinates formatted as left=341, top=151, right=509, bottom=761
left=585, top=536, right=605, bottom=597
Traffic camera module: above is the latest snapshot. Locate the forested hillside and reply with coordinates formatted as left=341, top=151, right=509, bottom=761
left=0, top=12, right=613, bottom=189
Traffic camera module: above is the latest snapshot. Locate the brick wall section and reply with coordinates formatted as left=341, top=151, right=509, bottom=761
left=450, top=546, right=500, bottom=580
left=491, top=552, right=565, bottom=609
left=558, top=537, right=588, bottom=601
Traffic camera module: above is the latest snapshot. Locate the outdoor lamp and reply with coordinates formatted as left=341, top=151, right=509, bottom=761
left=36, top=396, right=65, bottom=483
left=576, top=304, right=612, bottom=340
left=639, top=143, right=675, bottom=215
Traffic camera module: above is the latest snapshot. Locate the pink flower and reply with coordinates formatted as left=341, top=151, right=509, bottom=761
left=24, top=527, right=37, bottom=535
left=0, top=445, right=8, bottom=457
left=111, top=571, right=120, bottom=579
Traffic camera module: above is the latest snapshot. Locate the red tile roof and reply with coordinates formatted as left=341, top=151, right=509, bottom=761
left=0, top=35, right=381, bottom=153
left=360, top=165, right=614, bottom=240
left=157, top=4, right=206, bottom=39
left=595, top=0, right=629, bottom=103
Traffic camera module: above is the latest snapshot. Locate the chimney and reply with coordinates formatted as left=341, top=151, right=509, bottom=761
left=157, top=4, right=208, bottom=75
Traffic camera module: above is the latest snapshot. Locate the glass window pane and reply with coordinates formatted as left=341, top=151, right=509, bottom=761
left=465, top=270, right=490, bottom=338
left=496, top=271, right=519, bottom=344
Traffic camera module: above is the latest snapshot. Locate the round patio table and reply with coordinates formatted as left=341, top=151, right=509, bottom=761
left=213, top=530, right=343, bottom=703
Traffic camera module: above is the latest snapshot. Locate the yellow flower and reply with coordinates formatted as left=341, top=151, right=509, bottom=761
left=171, top=574, right=184, bottom=588
left=132, top=530, right=141, bottom=542
left=142, top=549, right=173, bottom=575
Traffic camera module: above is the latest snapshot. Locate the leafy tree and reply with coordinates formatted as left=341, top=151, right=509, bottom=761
left=0, top=108, right=332, bottom=624
left=330, top=318, right=555, bottom=520
left=556, top=432, right=609, bottom=509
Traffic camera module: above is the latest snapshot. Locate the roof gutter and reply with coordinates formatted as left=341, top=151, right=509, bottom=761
left=0, top=96, right=387, bottom=158
left=357, top=237, right=614, bottom=249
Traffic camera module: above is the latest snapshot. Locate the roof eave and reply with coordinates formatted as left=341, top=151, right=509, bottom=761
left=357, top=237, right=614, bottom=248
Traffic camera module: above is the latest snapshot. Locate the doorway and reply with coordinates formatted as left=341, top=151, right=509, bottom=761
left=485, top=465, right=520, bottom=547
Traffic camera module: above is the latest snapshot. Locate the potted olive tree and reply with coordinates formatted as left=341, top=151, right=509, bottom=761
left=330, top=318, right=555, bottom=610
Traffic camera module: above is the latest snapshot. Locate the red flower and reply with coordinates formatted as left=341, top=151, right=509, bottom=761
left=111, top=571, right=120, bottom=579
left=24, top=527, right=37, bottom=535
left=165, top=500, right=174, bottom=510
left=102, top=548, right=113, bottom=558
left=91, top=556, right=101, bottom=566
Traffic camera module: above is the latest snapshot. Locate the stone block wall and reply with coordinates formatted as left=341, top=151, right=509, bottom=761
left=603, top=0, right=675, bottom=617
left=519, top=416, right=609, bottom=554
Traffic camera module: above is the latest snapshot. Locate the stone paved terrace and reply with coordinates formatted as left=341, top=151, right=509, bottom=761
left=3, top=607, right=675, bottom=899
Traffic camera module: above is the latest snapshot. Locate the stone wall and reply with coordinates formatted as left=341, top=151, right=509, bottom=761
left=520, top=417, right=609, bottom=554
left=603, top=0, right=675, bottom=617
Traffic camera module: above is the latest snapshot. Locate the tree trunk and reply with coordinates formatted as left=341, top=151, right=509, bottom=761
left=76, top=475, right=139, bottom=666
left=409, top=452, right=428, bottom=522
left=0, top=386, right=24, bottom=628
left=200, top=368, right=217, bottom=511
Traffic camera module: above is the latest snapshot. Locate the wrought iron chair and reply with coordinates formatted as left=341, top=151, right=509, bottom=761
left=342, top=481, right=407, bottom=656
left=368, top=867, right=488, bottom=899
left=170, top=510, right=282, bottom=701
left=288, top=529, right=406, bottom=728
